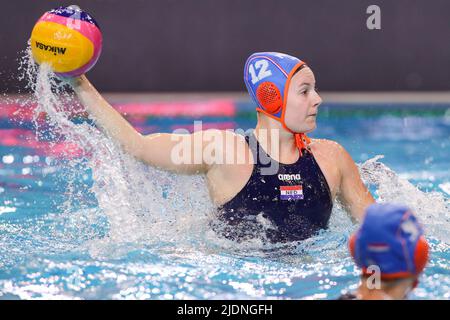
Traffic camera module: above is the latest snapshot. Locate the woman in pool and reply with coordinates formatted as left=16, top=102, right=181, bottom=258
left=69, top=52, right=375, bottom=243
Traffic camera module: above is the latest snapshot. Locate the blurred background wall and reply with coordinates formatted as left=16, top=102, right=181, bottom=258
left=1, top=0, right=450, bottom=93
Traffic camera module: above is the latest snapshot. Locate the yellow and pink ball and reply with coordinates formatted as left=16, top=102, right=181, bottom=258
left=30, top=6, right=102, bottom=77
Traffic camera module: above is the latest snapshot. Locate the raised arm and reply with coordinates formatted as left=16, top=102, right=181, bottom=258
left=336, top=144, right=376, bottom=222
left=70, top=75, right=217, bottom=174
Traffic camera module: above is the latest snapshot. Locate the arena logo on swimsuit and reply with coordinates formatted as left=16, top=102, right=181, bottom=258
left=277, top=174, right=301, bottom=181
left=35, top=41, right=67, bottom=56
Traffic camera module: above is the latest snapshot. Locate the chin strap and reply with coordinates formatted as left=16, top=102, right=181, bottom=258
left=294, top=133, right=311, bottom=154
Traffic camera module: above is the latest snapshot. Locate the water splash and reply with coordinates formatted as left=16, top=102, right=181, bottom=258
left=360, top=155, right=450, bottom=243
left=18, top=47, right=216, bottom=259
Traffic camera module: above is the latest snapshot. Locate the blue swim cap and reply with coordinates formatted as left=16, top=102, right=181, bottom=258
left=349, top=203, right=429, bottom=279
left=243, top=52, right=310, bottom=151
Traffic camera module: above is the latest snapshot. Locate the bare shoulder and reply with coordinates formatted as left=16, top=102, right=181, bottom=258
left=199, top=129, right=248, bottom=148
left=199, top=128, right=245, bottom=140
left=310, top=138, right=357, bottom=170
left=311, top=138, right=359, bottom=175
left=219, top=129, right=250, bottom=157
left=309, top=138, right=346, bottom=157
left=200, top=129, right=251, bottom=168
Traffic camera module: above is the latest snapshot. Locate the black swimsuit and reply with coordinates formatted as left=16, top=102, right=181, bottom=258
left=214, top=132, right=333, bottom=243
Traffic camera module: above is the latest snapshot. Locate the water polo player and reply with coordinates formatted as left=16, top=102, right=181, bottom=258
left=68, top=52, right=375, bottom=242
left=339, top=203, right=429, bottom=300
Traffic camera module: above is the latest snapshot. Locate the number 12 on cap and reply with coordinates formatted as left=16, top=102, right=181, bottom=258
left=249, top=60, right=272, bottom=84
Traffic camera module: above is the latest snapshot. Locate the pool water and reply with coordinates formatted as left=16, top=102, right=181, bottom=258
left=0, top=62, right=449, bottom=300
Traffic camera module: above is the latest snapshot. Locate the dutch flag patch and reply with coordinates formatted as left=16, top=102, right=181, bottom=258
left=280, top=185, right=304, bottom=200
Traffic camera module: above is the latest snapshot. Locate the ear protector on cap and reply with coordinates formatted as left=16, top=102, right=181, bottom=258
left=256, top=81, right=282, bottom=114
left=413, top=235, right=429, bottom=276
